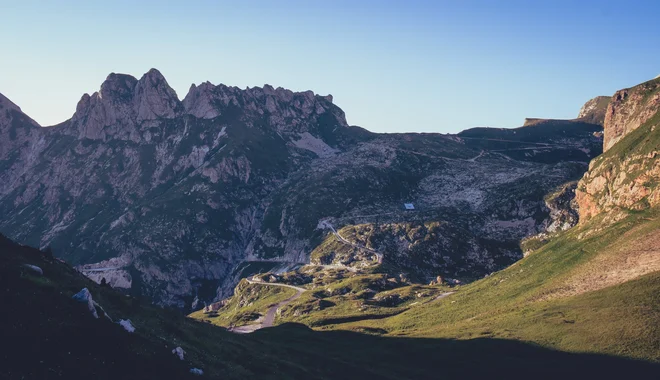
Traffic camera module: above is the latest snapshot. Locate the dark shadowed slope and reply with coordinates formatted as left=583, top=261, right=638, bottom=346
left=2, top=235, right=658, bottom=379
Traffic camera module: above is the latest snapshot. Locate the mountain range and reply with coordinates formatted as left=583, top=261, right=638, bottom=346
left=0, top=69, right=607, bottom=308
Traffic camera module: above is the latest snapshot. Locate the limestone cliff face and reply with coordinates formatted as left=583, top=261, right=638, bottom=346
left=576, top=149, right=660, bottom=224
left=576, top=77, right=660, bottom=224
left=603, top=78, right=660, bottom=151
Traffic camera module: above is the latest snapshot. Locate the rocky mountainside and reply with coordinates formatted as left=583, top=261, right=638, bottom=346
left=0, top=69, right=602, bottom=307
left=603, top=77, right=660, bottom=151
left=577, top=96, right=611, bottom=125
left=576, top=77, right=660, bottom=224
left=0, top=69, right=358, bottom=307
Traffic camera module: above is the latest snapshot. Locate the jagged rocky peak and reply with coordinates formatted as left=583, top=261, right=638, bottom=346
left=134, top=68, right=181, bottom=122
left=182, top=81, right=220, bottom=119
left=182, top=80, right=340, bottom=123
left=99, top=73, right=138, bottom=100
left=71, top=68, right=181, bottom=140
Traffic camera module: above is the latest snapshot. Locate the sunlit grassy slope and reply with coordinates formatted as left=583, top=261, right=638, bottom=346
left=203, top=208, right=660, bottom=362
left=323, top=209, right=660, bottom=362
left=189, top=279, right=296, bottom=327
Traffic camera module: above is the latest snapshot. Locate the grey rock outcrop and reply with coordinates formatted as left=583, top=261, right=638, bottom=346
left=22, top=264, right=43, bottom=275
left=72, top=288, right=98, bottom=318
left=190, top=368, right=203, bottom=376
left=172, top=346, right=185, bottom=360
left=118, top=319, right=136, bottom=333
left=543, top=182, right=579, bottom=233
left=134, top=69, right=181, bottom=122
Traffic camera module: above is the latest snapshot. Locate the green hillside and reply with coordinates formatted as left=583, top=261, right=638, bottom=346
left=204, top=209, right=660, bottom=362
left=4, top=233, right=658, bottom=379
left=360, top=209, right=660, bottom=362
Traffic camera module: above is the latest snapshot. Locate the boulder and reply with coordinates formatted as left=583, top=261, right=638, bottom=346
left=22, top=264, right=43, bottom=275
left=429, top=275, right=444, bottom=285
left=72, top=288, right=99, bottom=318
left=190, top=368, right=204, bottom=376
left=118, top=319, right=135, bottom=333
left=172, top=346, right=185, bottom=360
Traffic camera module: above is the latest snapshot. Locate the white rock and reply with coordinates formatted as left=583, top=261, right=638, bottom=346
left=22, top=264, right=43, bottom=275
left=292, top=132, right=339, bottom=158
left=72, top=288, right=98, bottom=318
left=118, top=319, right=136, bottom=333
left=172, top=346, right=185, bottom=360
left=190, top=368, right=203, bottom=376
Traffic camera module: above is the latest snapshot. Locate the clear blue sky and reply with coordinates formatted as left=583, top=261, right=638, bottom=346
left=1, top=0, right=659, bottom=133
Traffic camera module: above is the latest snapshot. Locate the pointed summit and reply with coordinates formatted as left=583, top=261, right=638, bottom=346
left=134, top=68, right=181, bottom=122
left=182, top=81, right=220, bottom=119
left=99, top=73, right=138, bottom=100
left=71, top=69, right=181, bottom=139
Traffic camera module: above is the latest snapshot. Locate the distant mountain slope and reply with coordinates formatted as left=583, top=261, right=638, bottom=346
left=0, top=70, right=602, bottom=307
left=577, top=95, right=611, bottom=125
left=458, top=119, right=602, bottom=163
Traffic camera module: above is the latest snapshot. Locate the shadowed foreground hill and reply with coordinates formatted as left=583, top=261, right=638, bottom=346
left=1, top=234, right=658, bottom=379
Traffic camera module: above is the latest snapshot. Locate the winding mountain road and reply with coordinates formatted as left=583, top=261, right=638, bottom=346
left=229, top=278, right=306, bottom=334
left=320, top=220, right=383, bottom=264
left=78, top=267, right=123, bottom=273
